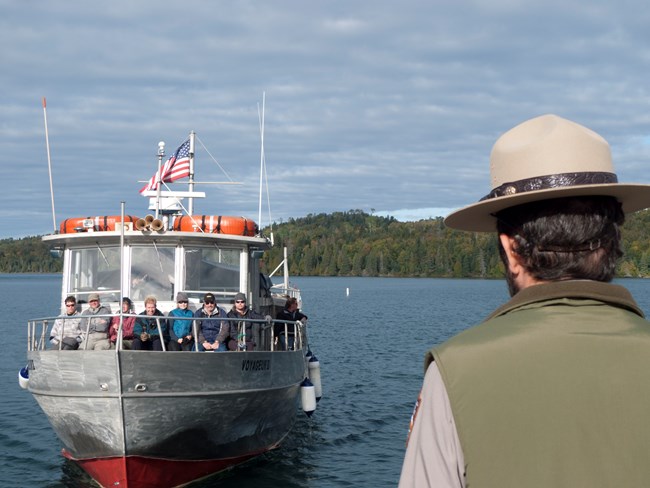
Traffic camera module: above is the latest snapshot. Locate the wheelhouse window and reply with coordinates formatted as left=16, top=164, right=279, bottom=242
left=183, top=246, right=241, bottom=300
left=69, top=246, right=121, bottom=303
left=131, top=246, right=176, bottom=301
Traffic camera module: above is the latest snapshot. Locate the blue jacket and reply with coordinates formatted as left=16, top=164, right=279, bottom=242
left=133, top=309, right=168, bottom=338
left=168, top=308, right=195, bottom=341
left=194, top=306, right=228, bottom=344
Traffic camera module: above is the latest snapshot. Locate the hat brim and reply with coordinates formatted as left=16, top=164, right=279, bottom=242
left=444, top=183, right=650, bottom=232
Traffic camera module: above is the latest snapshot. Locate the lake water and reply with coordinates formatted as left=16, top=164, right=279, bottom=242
left=2, top=274, right=650, bottom=487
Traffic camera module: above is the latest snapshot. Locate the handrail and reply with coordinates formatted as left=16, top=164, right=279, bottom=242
left=27, top=315, right=306, bottom=353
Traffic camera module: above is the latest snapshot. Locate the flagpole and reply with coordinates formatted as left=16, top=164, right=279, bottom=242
left=155, top=141, right=165, bottom=219
left=188, top=131, right=195, bottom=215
left=42, top=97, right=57, bottom=233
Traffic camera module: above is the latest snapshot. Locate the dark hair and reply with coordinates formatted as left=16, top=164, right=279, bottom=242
left=495, top=196, right=624, bottom=282
left=64, top=295, right=76, bottom=305
left=284, top=297, right=298, bottom=309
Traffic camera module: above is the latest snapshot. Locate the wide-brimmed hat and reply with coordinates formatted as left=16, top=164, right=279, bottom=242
left=444, top=114, right=650, bottom=232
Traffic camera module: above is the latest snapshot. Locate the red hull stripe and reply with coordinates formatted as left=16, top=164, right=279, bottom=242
left=62, top=448, right=270, bottom=488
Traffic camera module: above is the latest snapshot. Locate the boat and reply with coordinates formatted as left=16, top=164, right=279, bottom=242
left=20, top=126, right=321, bottom=488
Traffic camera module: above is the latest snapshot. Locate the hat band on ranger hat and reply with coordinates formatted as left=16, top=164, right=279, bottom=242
left=480, top=171, right=618, bottom=201
left=444, top=114, right=650, bottom=233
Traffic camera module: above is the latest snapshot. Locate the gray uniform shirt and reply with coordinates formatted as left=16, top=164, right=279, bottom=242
left=398, top=362, right=465, bottom=488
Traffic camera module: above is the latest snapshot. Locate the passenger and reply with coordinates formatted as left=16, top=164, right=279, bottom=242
left=79, top=293, right=112, bottom=350
left=168, top=292, right=196, bottom=351
left=195, top=292, right=228, bottom=351
left=132, top=295, right=168, bottom=351
left=49, top=295, right=82, bottom=350
left=226, top=292, right=265, bottom=351
left=275, top=297, right=308, bottom=350
left=108, top=297, right=136, bottom=349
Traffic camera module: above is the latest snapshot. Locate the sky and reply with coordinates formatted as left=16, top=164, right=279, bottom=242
left=2, top=0, right=650, bottom=239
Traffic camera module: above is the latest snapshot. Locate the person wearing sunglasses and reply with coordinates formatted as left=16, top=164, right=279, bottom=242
left=49, top=296, right=82, bottom=350
left=226, top=293, right=266, bottom=351
left=195, top=292, right=229, bottom=352
left=168, top=292, right=196, bottom=351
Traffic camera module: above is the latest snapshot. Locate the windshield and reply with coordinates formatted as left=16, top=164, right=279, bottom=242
left=183, top=246, right=240, bottom=300
left=131, top=245, right=176, bottom=301
left=68, top=246, right=121, bottom=303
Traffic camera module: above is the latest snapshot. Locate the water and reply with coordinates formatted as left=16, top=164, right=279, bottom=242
left=2, top=275, right=650, bottom=487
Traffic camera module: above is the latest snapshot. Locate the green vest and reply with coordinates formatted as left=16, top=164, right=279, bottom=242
left=430, top=281, right=650, bottom=488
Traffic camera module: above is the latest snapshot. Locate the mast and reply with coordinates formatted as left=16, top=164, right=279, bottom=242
left=42, top=97, right=57, bottom=233
left=283, top=246, right=289, bottom=291
left=258, top=92, right=265, bottom=227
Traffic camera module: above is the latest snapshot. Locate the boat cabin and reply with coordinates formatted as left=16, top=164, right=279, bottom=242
left=43, top=219, right=275, bottom=316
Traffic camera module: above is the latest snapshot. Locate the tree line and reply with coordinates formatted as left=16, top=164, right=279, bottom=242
left=3, top=209, right=650, bottom=278
left=261, top=209, right=650, bottom=279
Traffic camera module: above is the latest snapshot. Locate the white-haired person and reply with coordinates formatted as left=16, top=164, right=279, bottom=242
left=132, top=295, right=168, bottom=351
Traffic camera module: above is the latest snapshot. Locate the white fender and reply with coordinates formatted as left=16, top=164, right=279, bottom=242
left=308, top=355, right=322, bottom=402
left=18, top=367, right=29, bottom=390
left=300, top=378, right=316, bottom=417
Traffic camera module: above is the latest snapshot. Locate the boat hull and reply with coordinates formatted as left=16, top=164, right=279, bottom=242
left=28, top=349, right=306, bottom=487
left=64, top=448, right=269, bottom=488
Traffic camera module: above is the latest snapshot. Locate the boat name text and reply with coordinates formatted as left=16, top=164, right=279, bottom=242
left=241, top=359, right=271, bottom=372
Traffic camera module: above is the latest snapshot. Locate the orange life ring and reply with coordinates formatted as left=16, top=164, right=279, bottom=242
left=59, top=215, right=140, bottom=234
left=172, top=215, right=258, bottom=236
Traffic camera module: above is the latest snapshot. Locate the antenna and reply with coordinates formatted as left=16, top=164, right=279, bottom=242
left=258, top=92, right=265, bottom=228
left=42, top=97, right=57, bottom=233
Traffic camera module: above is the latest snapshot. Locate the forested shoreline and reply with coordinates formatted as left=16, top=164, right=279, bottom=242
left=3, top=209, right=650, bottom=278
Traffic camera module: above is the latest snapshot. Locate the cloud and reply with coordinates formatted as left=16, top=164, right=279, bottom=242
left=2, top=0, right=650, bottom=239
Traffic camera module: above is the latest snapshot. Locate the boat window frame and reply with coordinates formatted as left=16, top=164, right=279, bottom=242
left=182, top=244, right=244, bottom=302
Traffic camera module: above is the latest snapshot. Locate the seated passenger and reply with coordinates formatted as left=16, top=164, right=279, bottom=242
left=108, top=297, right=136, bottom=349
left=79, top=293, right=112, bottom=350
left=275, top=297, right=308, bottom=350
left=50, top=295, right=82, bottom=350
left=132, top=295, right=168, bottom=351
left=195, top=292, right=228, bottom=351
left=226, top=293, right=265, bottom=351
left=168, top=292, right=196, bottom=351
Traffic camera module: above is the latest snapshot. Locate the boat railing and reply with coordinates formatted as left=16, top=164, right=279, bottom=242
left=27, top=314, right=307, bottom=353
left=270, top=284, right=303, bottom=307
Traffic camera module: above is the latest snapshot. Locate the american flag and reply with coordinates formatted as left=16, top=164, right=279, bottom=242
left=140, top=139, right=191, bottom=193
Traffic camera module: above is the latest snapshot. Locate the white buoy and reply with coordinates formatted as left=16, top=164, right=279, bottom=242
left=18, top=367, right=29, bottom=390
left=308, top=355, right=322, bottom=402
left=300, top=378, right=316, bottom=417
left=346, top=287, right=350, bottom=297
